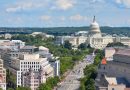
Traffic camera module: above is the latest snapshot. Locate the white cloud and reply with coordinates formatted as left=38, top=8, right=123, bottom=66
left=7, top=17, right=23, bottom=24
left=116, top=0, right=122, bottom=4
left=60, top=16, right=66, bottom=21
left=115, top=0, right=130, bottom=8
left=6, top=0, right=76, bottom=12
left=6, top=6, right=21, bottom=13
left=40, top=15, right=51, bottom=21
left=70, top=14, right=87, bottom=21
left=127, top=20, right=130, bottom=25
left=6, top=2, right=43, bottom=13
left=55, top=0, right=75, bottom=10
left=91, top=0, right=105, bottom=3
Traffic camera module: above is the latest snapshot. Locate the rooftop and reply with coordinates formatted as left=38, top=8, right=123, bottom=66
left=115, top=48, right=130, bottom=56
left=124, top=88, right=130, bottom=90
left=21, top=46, right=37, bottom=49
left=105, top=76, right=130, bottom=87
left=105, top=47, right=115, bottom=50
left=39, top=46, right=49, bottom=51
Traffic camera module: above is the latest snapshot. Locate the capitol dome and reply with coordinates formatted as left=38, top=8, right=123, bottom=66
left=89, top=16, right=102, bottom=37
left=90, top=22, right=100, bottom=30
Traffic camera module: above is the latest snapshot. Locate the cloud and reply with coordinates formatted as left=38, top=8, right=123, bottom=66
left=60, top=16, right=66, bottom=21
left=115, top=0, right=130, bottom=8
left=54, top=0, right=75, bottom=10
left=116, top=0, right=122, bottom=4
left=90, top=0, right=105, bottom=3
left=70, top=14, right=87, bottom=21
left=6, top=6, right=21, bottom=13
left=6, top=2, right=43, bottom=13
left=127, top=20, right=130, bottom=25
left=40, top=15, right=51, bottom=21
left=6, top=0, right=75, bottom=12
left=7, top=17, right=23, bottom=24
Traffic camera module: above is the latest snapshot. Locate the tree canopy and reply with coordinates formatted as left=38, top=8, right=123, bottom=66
left=16, top=86, right=31, bottom=90
left=78, top=43, right=87, bottom=50
left=106, top=42, right=127, bottom=47
left=38, top=77, right=60, bottom=90
left=63, top=40, right=72, bottom=49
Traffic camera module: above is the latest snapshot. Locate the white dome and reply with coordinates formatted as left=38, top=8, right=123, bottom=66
left=90, top=22, right=99, bottom=28
left=90, top=21, right=100, bottom=33
left=89, top=16, right=101, bottom=37
left=91, top=21, right=99, bottom=26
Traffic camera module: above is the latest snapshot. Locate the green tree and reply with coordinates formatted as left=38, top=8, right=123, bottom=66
left=16, top=86, right=31, bottom=90
left=7, top=88, right=14, bottom=90
left=106, top=42, right=127, bottom=47
left=63, top=40, right=72, bottom=49
left=85, top=79, right=95, bottom=90
left=87, top=44, right=92, bottom=48
left=78, top=43, right=87, bottom=50
left=38, top=77, right=60, bottom=90
left=94, top=54, right=101, bottom=66
left=60, top=57, right=73, bottom=75
left=6, top=69, right=16, bottom=89
left=72, top=56, right=81, bottom=61
left=80, top=78, right=86, bottom=90
left=38, top=84, right=51, bottom=90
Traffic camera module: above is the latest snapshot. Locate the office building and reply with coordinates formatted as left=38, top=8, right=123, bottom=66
left=0, top=58, right=6, bottom=90
left=95, top=48, right=130, bottom=90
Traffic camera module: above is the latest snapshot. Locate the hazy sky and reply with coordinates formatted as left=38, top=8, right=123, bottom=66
left=0, top=0, right=130, bottom=27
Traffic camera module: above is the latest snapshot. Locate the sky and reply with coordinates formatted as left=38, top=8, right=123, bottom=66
left=0, top=0, right=130, bottom=27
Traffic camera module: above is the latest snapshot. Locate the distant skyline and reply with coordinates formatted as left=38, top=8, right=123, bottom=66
left=0, top=0, right=130, bottom=27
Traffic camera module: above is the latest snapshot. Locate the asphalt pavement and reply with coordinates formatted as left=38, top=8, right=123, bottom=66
left=56, top=54, right=95, bottom=90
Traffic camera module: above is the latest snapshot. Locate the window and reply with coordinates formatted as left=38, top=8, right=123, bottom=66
left=104, top=66, right=105, bottom=70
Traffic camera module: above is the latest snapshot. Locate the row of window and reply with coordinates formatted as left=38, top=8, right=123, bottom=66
left=21, top=65, right=40, bottom=68
left=21, top=62, right=40, bottom=65
left=21, top=68, right=40, bottom=71
left=101, top=65, right=127, bottom=73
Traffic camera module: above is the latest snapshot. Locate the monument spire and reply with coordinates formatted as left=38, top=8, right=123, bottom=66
left=93, top=16, right=96, bottom=22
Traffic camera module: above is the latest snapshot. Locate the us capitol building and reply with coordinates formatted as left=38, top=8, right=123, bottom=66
left=55, top=16, right=130, bottom=49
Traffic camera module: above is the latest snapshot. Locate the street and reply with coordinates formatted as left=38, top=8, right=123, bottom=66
left=56, top=54, right=95, bottom=90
